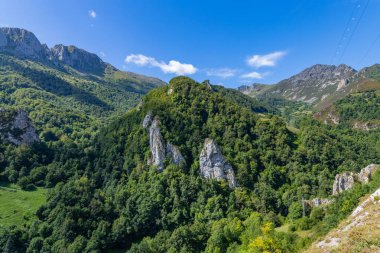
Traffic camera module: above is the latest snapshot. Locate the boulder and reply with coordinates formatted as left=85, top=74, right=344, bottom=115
left=200, top=138, right=236, bottom=188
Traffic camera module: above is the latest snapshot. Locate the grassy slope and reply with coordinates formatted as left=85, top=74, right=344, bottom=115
left=307, top=189, right=380, bottom=252
left=0, top=183, right=47, bottom=227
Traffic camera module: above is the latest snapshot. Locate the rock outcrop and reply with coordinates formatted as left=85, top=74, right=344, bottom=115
left=147, top=117, right=166, bottom=171
left=199, top=138, right=236, bottom=188
left=166, top=141, right=185, bottom=165
left=352, top=121, right=380, bottom=131
left=0, top=28, right=107, bottom=74
left=304, top=198, right=332, bottom=208
left=0, top=108, right=39, bottom=145
left=49, top=44, right=107, bottom=74
left=0, top=27, right=49, bottom=59
left=332, top=172, right=355, bottom=195
left=308, top=187, right=380, bottom=252
left=357, top=164, right=379, bottom=184
left=333, top=164, right=379, bottom=195
left=143, top=112, right=184, bottom=171
left=263, top=64, right=357, bottom=104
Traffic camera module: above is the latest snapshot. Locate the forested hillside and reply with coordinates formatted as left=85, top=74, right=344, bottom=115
left=315, top=90, right=380, bottom=130
left=1, top=77, right=378, bottom=252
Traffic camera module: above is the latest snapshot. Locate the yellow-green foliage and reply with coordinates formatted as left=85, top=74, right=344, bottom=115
left=0, top=183, right=47, bottom=227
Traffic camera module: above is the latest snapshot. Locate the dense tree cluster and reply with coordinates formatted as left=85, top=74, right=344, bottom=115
left=0, top=76, right=378, bottom=252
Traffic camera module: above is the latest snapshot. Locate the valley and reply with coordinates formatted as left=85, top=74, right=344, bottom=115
left=0, top=27, right=379, bottom=253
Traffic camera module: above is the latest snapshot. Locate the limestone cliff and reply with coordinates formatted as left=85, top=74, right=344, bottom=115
left=143, top=112, right=184, bottom=171
left=0, top=108, right=39, bottom=145
left=199, top=138, right=237, bottom=188
left=49, top=44, right=108, bottom=74
left=0, top=27, right=49, bottom=59
left=332, top=172, right=355, bottom=195
left=333, top=164, right=379, bottom=195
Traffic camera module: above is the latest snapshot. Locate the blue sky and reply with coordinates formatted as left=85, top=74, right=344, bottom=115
left=1, top=0, right=380, bottom=87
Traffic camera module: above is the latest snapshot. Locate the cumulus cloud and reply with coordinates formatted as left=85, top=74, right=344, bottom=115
left=240, top=71, right=263, bottom=79
left=247, top=51, right=286, bottom=68
left=240, top=71, right=270, bottom=79
left=125, top=54, right=197, bottom=75
left=88, top=10, right=97, bottom=18
left=206, top=68, right=237, bottom=79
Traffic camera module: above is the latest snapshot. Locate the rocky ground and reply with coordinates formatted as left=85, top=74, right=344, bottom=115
left=307, top=187, right=380, bottom=253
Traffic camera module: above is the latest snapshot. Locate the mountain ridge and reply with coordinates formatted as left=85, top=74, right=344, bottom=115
left=238, top=63, right=380, bottom=110
left=0, top=27, right=164, bottom=81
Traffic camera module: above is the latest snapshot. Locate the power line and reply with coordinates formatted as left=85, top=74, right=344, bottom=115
left=331, top=0, right=359, bottom=64
left=331, top=0, right=370, bottom=64
left=359, top=31, right=380, bottom=66
left=338, top=0, right=370, bottom=63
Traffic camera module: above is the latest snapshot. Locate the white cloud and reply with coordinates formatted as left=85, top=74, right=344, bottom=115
left=88, top=10, right=97, bottom=18
left=206, top=68, right=237, bottom=79
left=240, top=71, right=270, bottom=79
left=247, top=51, right=286, bottom=68
left=125, top=54, right=197, bottom=75
left=240, top=71, right=264, bottom=79
left=99, top=52, right=106, bottom=57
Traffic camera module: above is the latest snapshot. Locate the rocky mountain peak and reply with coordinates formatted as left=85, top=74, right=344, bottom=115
left=0, top=27, right=48, bottom=59
left=262, top=64, right=357, bottom=104
left=49, top=44, right=107, bottom=74
left=290, top=64, right=356, bottom=82
left=0, top=27, right=107, bottom=75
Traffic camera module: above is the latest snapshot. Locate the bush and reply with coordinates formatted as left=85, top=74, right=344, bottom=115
left=288, top=202, right=303, bottom=221
left=310, top=207, right=325, bottom=224
left=295, top=217, right=312, bottom=231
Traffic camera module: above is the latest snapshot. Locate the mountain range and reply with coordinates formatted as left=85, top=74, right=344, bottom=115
left=238, top=63, right=380, bottom=110
left=0, top=27, right=379, bottom=253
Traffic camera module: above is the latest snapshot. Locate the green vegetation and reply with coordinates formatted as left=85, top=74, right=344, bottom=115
left=336, top=91, right=380, bottom=124
left=0, top=76, right=378, bottom=252
left=0, top=53, right=164, bottom=141
left=0, top=183, right=47, bottom=227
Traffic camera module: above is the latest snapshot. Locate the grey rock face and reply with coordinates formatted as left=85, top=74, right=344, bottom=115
left=237, top=83, right=270, bottom=96
left=142, top=111, right=153, bottom=129
left=265, top=64, right=357, bottom=104
left=325, top=112, right=340, bottom=125
left=357, top=164, right=378, bottom=184
left=304, top=198, right=332, bottom=208
left=49, top=44, right=107, bottom=74
left=166, top=142, right=185, bottom=165
left=147, top=117, right=166, bottom=171
left=333, top=164, right=379, bottom=195
left=200, top=138, right=236, bottom=188
left=352, top=122, right=380, bottom=131
left=143, top=113, right=184, bottom=171
left=0, top=108, right=39, bottom=145
left=333, top=172, right=355, bottom=195
left=0, top=27, right=48, bottom=59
